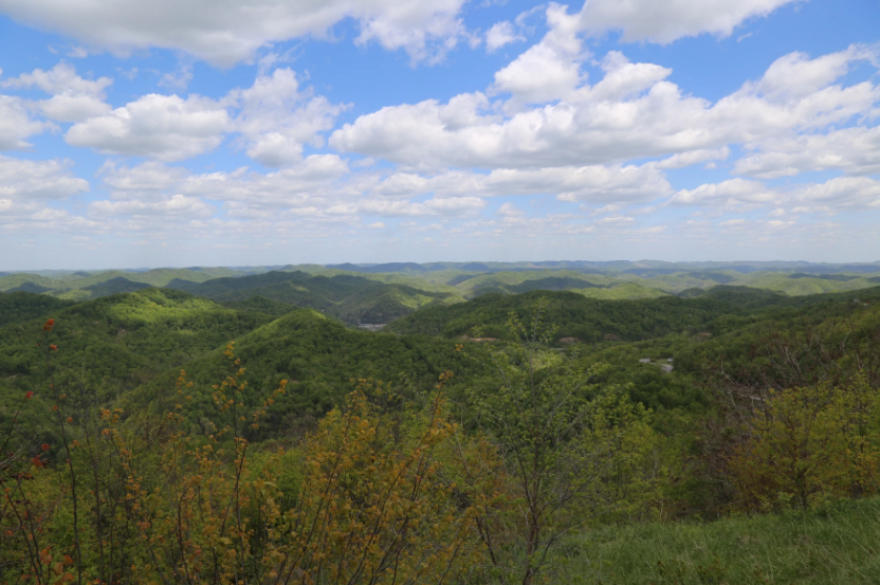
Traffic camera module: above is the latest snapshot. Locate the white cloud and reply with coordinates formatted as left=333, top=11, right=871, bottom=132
left=2, top=61, right=111, bottom=95
left=98, top=161, right=191, bottom=198
left=735, top=125, right=880, bottom=178
left=0, top=0, right=470, bottom=66
left=329, top=196, right=485, bottom=217
left=2, top=62, right=112, bottom=122
left=181, top=155, right=351, bottom=209
left=158, top=64, right=193, bottom=91
left=714, top=46, right=880, bottom=135
left=669, top=177, right=880, bottom=212
left=368, top=163, right=670, bottom=204
left=54, top=68, right=342, bottom=164
left=354, top=0, right=470, bottom=64
left=792, top=177, right=880, bottom=209
left=754, top=45, right=876, bottom=101
left=0, top=95, right=51, bottom=149
left=234, top=68, right=344, bottom=167
left=670, top=178, right=776, bottom=207
left=597, top=215, right=635, bottom=225
left=496, top=202, right=524, bottom=216
left=485, top=21, right=524, bottom=53
left=492, top=4, right=584, bottom=106
left=656, top=147, right=730, bottom=170
left=0, top=155, right=89, bottom=200
left=332, top=44, right=879, bottom=174
left=65, top=93, right=231, bottom=160
left=89, top=194, right=215, bottom=218
left=577, top=0, right=802, bottom=44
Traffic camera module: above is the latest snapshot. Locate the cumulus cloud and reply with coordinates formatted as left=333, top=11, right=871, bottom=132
left=233, top=68, right=344, bottom=167
left=670, top=177, right=880, bottom=212
left=332, top=44, right=879, bottom=174
left=791, top=177, right=880, bottom=209
left=735, top=126, right=880, bottom=178
left=65, top=93, right=231, bottom=160
left=753, top=45, right=877, bottom=101
left=354, top=0, right=470, bottom=64
left=89, top=194, right=215, bottom=218
left=0, top=0, right=470, bottom=66
left=0, top=155, right=89, bottom=200
left=714, top=45, right=880, bottom=134
left=657, top=147, right=731, bottom=169
left=0, top=95, right=52, bottom=149
left=492, top=4, right=584, bottom=106
left=496, top=202, right=524, bottom=216
left=670, top=178, right=776, bottom=207
left=577, top=0, right=802, bottom=44
left=98, top=161, right=191, bottom=198
left=181, top=155, right=350, bottom=205
left=485, top=21, right=524, bottom=53
left=368, top=163, right=670, bottom=204
left=328, top=196, right=485, bottom=217
left=2, top=62, right=112, bottom=122
left=53, top=68, right=342, bottom=164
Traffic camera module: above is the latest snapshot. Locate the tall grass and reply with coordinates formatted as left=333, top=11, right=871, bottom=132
left=552, top=498, right=880, bottom=584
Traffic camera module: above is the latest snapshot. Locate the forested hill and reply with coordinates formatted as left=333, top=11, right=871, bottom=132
left=0, top=288, right=274, bottom=438
left=121, top=308, right=488, bottom=441
left=0, top=291, right=76, bottom=326
left=384, top=285, right=880, bottom=342
left=166, top=270, right=462, bottom=325
left=383, top=288, right=746, bottom=341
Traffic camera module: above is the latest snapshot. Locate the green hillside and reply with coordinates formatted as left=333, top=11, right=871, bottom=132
left=122, top=308, right=489, bottom=440
left=554, top=497, right=880, bottom=584
left=168, top=270, right=461, bottom=325
left=0, top=288, right=273, bottom=439
left=384, top=290, right=746, bottom=341
left=0, top=267, right=243, bottom=300
left=0, top=291, right=76, bottom=326
left=0, top=273, right=61, bottom=292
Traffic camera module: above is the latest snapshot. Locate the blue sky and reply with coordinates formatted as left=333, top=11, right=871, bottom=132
left=0, top=0, right=878, bottom=270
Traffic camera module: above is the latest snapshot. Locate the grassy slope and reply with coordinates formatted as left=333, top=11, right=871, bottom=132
left=557, top=498, right=880, bottom=584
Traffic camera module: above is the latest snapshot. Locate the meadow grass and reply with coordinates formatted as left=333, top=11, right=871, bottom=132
left=553, top=498, right=880, bottom=584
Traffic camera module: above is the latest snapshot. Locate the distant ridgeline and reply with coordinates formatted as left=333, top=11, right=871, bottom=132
left=2, top=260, right=880, bottom=327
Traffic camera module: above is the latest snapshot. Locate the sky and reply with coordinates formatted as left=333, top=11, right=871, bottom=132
left=0, top=0, right=878, bottom=270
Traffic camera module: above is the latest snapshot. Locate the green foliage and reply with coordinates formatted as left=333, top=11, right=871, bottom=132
left=1, top=348, right=491, bottom=585
left=122, top=308, right=491, bottom=440
left=0, top=289, right=273, bottom=442
left=0, top=291, right=76, bottom=326
left=385, top=290, right=746, bottom=341
left=730, top=376, right=880, bottom=512
left=456, top=302, right=676, bottom=585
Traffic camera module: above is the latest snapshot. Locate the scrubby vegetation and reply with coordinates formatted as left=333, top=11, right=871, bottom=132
left=5, top=268, right=880, bottom=584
